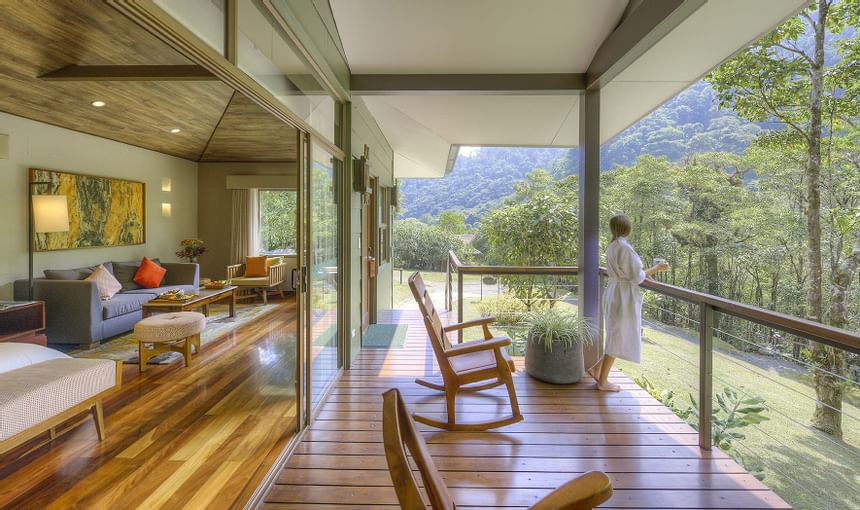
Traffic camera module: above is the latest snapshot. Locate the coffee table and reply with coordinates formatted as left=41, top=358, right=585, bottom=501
left=141, top=286, right=238, bottom=319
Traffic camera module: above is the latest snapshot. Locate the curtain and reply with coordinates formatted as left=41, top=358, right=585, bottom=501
left=230, top=189, right=250, bottom=265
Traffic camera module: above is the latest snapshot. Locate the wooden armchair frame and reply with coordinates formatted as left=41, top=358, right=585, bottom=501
left=226, top=261, right=287, bottom=304
left=408, top=271, right=522, bottom=431
left=382, top=388, right=613, bottom=510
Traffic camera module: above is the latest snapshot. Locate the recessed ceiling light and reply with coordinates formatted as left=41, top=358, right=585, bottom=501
left=91, top=101, right=106, bottom=107
left=169, top=128, right=181, bottom=134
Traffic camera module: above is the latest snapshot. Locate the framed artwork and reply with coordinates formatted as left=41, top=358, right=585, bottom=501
left=30, top=168, right=145, bottom=251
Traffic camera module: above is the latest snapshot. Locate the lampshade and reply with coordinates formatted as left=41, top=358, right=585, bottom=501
left=32, top=195, right=70, bottom=233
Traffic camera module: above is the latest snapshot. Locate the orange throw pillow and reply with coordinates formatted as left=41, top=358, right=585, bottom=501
left=133, top=257, right=167, bottom=288
left=244, top=256, right=269, bottom=277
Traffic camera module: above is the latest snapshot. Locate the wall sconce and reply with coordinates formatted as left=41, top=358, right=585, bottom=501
left=161, top=177, right=172, bottom=192
left=161, top=203, right=172, bottom=217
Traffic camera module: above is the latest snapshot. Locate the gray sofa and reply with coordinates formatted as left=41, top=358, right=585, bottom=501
left=14, top=260, right=199, bottom=347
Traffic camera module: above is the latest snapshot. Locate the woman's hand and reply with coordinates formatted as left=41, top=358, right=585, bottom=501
left=645, top=261, right=670, bottom=278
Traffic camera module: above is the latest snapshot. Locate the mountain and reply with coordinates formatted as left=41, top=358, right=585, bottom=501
left=399, top=81, right=764, bottom=224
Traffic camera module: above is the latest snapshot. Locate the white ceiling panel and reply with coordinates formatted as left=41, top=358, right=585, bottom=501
left=330, top=0, right=627, bottom=74
left=364, top=95, right=579, bottom=178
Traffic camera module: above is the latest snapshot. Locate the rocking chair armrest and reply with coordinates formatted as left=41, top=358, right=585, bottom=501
left=445, top=336, right=510, bottom=357
left=443, top=316, right=496, bottom=332
left=528, top=471, right=613, bottom=510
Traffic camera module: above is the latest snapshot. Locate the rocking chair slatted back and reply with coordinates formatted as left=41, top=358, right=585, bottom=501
left=409, top=272, right=451, bottom=350
left=382, top=388, right=456, bottom=510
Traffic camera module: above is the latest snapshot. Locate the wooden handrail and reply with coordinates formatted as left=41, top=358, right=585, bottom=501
left=447, top=251, right=860, bottom=355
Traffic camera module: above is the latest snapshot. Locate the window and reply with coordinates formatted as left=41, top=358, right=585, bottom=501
left=379, top=187, right=391, bottom=263
left=258, top=189, right=297, bottom=255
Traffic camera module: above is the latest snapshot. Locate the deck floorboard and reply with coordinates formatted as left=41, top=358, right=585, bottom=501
left=266, top=308, right=790, bottom=509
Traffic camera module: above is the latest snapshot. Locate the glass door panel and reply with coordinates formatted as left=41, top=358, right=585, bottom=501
left=308, top=143, right=340, bottom=409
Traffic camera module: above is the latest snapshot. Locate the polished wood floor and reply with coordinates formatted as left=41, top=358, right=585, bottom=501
left=0, top=299, right=298, bottom=510
left=264, top=308, right=791, bottom=509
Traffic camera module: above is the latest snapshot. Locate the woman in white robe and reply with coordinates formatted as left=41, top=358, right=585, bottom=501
left=591, top=214, right=669, bottom=392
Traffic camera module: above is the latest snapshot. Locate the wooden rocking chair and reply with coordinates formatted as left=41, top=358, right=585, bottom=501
left=408, top=271, right=522, bottom=430
left=382, top=388, right=613, bottom=510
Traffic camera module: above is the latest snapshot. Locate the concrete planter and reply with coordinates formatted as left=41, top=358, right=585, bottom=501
left=525, top=333, right=585, bottom=384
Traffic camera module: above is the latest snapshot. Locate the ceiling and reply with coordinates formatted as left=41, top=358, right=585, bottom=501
left=332, top=0, right=810, bottom=178
left=0, top=1, right=296, bottom=163
left=332, top=0, right=628, bottom=74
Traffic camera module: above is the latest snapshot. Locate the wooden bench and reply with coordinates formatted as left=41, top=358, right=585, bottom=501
left=0, top=354, right=122, bottom=455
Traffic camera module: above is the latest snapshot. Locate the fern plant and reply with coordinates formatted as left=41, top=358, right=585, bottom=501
left=522, top=308, right=594, bottom=352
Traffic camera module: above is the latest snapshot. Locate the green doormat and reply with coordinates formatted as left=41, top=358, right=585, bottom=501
left=363, top=324, right=408, bottom=348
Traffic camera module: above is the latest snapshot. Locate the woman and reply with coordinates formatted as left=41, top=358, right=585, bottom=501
left=590, top=214, right=669, bottom=392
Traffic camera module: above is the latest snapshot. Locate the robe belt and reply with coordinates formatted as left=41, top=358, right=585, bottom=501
left=606, top=277, right=639, bottom=285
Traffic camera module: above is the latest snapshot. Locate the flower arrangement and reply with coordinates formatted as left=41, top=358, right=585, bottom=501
left=176, top=238, right=207, bottom=263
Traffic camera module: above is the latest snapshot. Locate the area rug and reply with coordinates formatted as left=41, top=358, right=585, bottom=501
left=67, top=303, right=280, bottom=365
left=362, top=324, right=408, bottom=348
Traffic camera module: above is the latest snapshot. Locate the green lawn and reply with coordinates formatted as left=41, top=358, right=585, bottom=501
left=616, top=322, right=860, bottom=510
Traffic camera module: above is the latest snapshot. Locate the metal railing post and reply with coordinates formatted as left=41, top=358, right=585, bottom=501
left=699, top=303, right=714, bottom=450
left=457, top=271, right=464, bottom=343
left=445, top=258, right=450, bottom=311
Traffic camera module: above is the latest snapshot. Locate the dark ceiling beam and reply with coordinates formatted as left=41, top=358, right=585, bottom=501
left=40, top=64, right=218, bottom=81
left=351, top=73, right=586, bottom=95
left=586, top=0, right=706, bottom=90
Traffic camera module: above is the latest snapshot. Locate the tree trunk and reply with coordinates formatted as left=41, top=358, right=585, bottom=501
left=705, top=245, right=720, bottom=339
left=807, top=0, right=841, bottom=437
left=815, top=233, right=860, bottom=439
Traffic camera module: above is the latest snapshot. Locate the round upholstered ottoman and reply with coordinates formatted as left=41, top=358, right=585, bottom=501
left=134, top=312, right=206, bottom=372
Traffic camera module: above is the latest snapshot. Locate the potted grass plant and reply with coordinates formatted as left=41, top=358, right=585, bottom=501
left=523, top=308, right=595, bottom=384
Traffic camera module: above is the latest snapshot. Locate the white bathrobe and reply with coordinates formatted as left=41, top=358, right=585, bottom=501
left=603, top=237, right=646, bottom=363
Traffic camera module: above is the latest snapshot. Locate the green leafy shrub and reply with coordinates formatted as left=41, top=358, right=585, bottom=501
left=634, top=376, right=770, bottom=481
left=476, top=292, right=526, bottom=326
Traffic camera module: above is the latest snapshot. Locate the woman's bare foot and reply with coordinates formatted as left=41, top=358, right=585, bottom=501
left=587, top=367, right=601, bottom=382
left=596, top=381, right=621, bottom=392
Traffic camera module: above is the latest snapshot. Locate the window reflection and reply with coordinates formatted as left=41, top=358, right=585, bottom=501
left=237, top=0, right=336, bottom=143
left=154, top=0, right=226, bottom=55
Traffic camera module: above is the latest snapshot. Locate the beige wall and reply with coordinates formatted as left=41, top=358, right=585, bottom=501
left=0, top=112, right=198, bottom=300
left=197, top=162, right=297, bottom=279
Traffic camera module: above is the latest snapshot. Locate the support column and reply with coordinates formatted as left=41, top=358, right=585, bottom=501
left=578, top=88, right=602, bottom=371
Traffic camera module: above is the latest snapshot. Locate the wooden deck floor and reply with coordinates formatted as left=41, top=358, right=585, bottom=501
left=0, top=299, right=298, bottom=510
left=265, top=308, right=791, bottom=509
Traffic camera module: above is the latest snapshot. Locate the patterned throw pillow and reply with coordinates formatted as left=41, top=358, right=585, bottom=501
left=85, top=264, right=122, bottom=300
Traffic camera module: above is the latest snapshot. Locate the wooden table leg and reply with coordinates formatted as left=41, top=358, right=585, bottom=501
left=229, top=291, right=236, bottom=318
left=139, top=341, right=148, bottom=372
left=202, top=304, right=210, bottom=317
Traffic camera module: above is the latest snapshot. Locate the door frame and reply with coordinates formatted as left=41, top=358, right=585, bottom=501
left=361, top=176, right=379, bottom=331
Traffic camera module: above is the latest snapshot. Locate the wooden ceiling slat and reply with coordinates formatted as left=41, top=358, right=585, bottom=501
left=200, top=94, right=297, bottom=162
left=40, top=64, right=218, bottom=82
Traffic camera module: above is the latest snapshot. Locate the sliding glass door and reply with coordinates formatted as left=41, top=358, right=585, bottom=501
left=298, top=136, right=342, bottom=414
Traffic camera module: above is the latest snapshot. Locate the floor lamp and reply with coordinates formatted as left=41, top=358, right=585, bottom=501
left=29, top=188, right=70, bottom=300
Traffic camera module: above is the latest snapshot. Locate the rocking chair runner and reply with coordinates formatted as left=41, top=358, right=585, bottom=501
left=382, top=388, right=613, bottom=510
left=408, top=271, right=522, bottom=430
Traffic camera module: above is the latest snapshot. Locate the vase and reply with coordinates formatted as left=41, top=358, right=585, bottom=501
left=525, top=333, right=585, bottom=384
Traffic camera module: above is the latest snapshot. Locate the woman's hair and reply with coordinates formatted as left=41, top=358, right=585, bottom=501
left=609, top=214, right=632, bottom=240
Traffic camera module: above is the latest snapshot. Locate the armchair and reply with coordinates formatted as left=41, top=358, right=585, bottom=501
left=227, top=257, right=288, bottom=304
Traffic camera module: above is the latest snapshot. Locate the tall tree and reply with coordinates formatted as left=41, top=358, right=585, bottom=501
left=707, top=0, right=859, bottom=437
